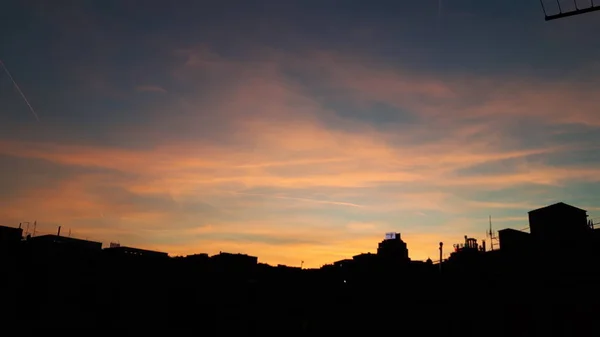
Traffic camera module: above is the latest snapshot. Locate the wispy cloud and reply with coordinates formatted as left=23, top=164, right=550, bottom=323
left=135, top=85, right=167, bottom=93
left=229, top=191, right=364, bottom=208
left=2, top=43, right=600, bottom=268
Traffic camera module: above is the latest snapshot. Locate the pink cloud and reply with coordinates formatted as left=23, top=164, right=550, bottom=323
left=2, top=46, right=600, bottom=266
left=273, top=49, right=600, bottom=130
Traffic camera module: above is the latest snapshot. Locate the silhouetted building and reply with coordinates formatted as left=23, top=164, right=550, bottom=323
left=328, top=234, right=411, bottom=275
left=103, top=245, right=169, bottom=259
left=498, top=228, right=531, bottom=255
left=352, top=252, right=382, bottom=273
left=0, top=225, right=23, bottom=251
left=211, top=252, right=258, bottom=274
left=22, top=234, right=102, bottom=267
left=333, top=259, right=353, bottom=270
left=26, top=234, right=102, bottom=251
left=183, top=253, right=210, bottom=265
left=446, top=235, right=489, bottom=276
left=5, top=198, right=600, bottom=335
left=353, top=252, right=379, bottom=263
left=452, top=236, right=487, bottom=255
left=449, top=236, right=484, bottom=257
left=494, top=203, right=597, bottom=275
left=377, top=232, right=409, bottom=262
left=528, top=202, right=590, bottom=242
left=526, top=202, right=598, bottom=267
left=187, top=253, right=209, bottom=260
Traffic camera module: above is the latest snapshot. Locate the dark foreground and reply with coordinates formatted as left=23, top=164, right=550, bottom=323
left=3, top=256, right=600, bottom=336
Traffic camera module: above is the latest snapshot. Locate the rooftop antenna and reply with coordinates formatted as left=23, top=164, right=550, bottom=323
left=486, top=215, right=499, bottom=251
left=33, top=221, right=36, bottom=236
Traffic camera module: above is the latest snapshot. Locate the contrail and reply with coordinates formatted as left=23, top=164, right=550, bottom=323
left=0, top=59, right=40, bottom=122
left=229, top=191, right=364, bottom=208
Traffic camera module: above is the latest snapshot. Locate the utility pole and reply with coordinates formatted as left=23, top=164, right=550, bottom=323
left=439, top=242, right=443, bottom=273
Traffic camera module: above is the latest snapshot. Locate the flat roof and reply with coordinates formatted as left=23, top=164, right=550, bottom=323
left=0, top=225, right=23, bottom=231
left=104, top=246, right=168, bottom=255
left=29, top=234, right=102, bottom=245
left=213, top=252, right=257, bottom=258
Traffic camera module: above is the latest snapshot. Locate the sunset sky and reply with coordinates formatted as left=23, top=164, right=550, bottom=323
left=1, top=0, right=600, bottom=268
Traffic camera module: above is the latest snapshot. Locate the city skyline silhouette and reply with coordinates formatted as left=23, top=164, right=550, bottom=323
left=2, top=200, right=600, bottom=334
left=2, top=1, right=600, bottom=268
left=5, top=201, right=599, bottom=269
left=3, top=2, right=600, bottom=335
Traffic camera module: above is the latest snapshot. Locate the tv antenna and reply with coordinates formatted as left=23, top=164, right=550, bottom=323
left=540, top=0, right=600, bottom=21
left=485, top=215, right=499, bottom=251
left=22, top=222, right=31, bottom=236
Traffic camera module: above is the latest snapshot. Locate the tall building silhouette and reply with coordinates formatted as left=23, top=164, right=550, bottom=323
left=377, top=232, right=409, bottom=262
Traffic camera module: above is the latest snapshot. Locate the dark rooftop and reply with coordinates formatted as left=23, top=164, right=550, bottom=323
left=29, top=234, right=102, bottom=245
left=104, top=245, right=168, bottom=256
left=0, top=225, right=23, bottom=232
left=528, top=202, right=587, bottom=214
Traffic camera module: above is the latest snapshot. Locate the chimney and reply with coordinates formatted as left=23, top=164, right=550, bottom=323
left=57, top=226, right=61, bottom=236
left=482, top=240, right=486, bottom=252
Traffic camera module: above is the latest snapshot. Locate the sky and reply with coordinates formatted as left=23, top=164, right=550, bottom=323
left=1, top=0, right=600, bottom=268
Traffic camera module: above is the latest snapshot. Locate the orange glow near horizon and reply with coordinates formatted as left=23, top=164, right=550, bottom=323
left=2, top=46, right=600, bottom=268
